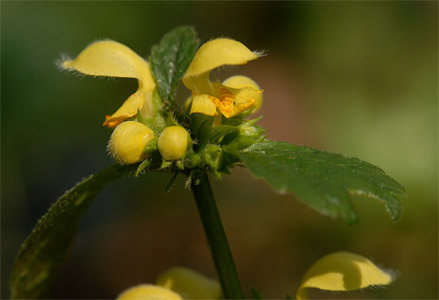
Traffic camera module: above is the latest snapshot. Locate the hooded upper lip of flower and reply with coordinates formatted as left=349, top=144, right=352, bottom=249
left=296, top=251, right=394, bottom=300
left=182, top=38, right=262, bottom=118
left=61, top=40, right=156, bottom=128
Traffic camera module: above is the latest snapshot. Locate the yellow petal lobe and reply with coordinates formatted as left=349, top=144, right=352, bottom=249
left=190, top=94, right=218, bottom=116
left=223, top=75, right=263, bottom=114
left=117, top=284, right=182, bottom=300
left=296, top=252, right=393, bottom=300
left=214, top=86, right=257, bottom=118
left=156, top=267, right=221, bottom=300
left=103, top=90, right=145, bottom=127
left=103, top=115, right=123, bottom=129
left=184, top=38, right=259, bottom=80
left=108, top=121, right=155, bottom=164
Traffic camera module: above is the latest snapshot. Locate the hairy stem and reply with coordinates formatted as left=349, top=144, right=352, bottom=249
left=191, top=171, right=244, bottom=299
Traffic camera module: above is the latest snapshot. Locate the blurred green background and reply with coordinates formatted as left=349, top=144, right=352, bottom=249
left=2, top=2, right=437, bottom=299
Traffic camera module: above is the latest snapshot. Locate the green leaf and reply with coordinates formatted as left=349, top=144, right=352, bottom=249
left=150, top=26, right=199, bottom=102
left=9, top=164, right=137, bottom=299
left=239, top=141, right=405, bottom=224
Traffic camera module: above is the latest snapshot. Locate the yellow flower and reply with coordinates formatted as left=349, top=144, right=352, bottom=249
left=296, top=252, right=394, bottom=300
left=156, top=267, right=221, bottom=299
left=117, top=285, right=182, bottom=300
left=117, top=267, right=221, bottom=300
left=183, top=38, right=262, bottom=118
left=62, top=40, right=156, bottom=128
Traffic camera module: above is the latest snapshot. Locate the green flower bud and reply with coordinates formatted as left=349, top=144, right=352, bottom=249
left=158, top=126, right=191, bottom=161
left=108, top=121, right=155, bottom=164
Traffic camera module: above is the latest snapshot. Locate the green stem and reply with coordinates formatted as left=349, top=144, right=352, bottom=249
left=191, top=171, right=244, bottom=299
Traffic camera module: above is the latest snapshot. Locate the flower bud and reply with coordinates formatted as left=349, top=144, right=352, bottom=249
left=108, top=121, right=155, bottom=164
left=158, top=126, right=190, bottom=161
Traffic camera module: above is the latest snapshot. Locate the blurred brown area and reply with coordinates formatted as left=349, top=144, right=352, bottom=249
left=1, top=2, right=437, bottom=299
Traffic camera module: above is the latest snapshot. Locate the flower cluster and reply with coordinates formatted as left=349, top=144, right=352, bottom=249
left=62, top=38, right=263, bottom=170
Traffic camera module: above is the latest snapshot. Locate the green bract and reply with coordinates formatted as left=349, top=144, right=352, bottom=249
left=10, top=26, right=406, bottom=299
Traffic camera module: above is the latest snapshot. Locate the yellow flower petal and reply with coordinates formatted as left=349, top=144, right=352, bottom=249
left=190, top=94, right=218, bottom=116
left=223, top=75, right=263, bottom=114
left=212, top=84, right=257, bottom=118
left=156, top=267, right=221, bottom=300
left=62, top=40, right=156, bottom=125
left=184, top=38, right=259, bottom=80
left=103, top=89, right=145, bottom=128
left=117, top=284, right=183, bottom=300
left=296, top=252, right=393, bottom=300
left=62, top=40, right=153, bottom=83
left=103, top=116, right=123, bottom=129
left=108, top=121, right=155, bottom=164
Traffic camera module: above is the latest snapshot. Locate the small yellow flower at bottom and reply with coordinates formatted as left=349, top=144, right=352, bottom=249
left=158, top=126, right=190, bottom=161
left=116, top=267, right=221, bottom=300
left=117, top=284, right=182, bottom=300
left=156, top=267, right=221, bottom=300
left=296, top=251, right=394, bottom=300
left=108, top=121, right=155, bottom=164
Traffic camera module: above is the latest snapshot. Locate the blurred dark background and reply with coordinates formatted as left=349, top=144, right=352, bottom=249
left=2, top=2, right=437, bottom=299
